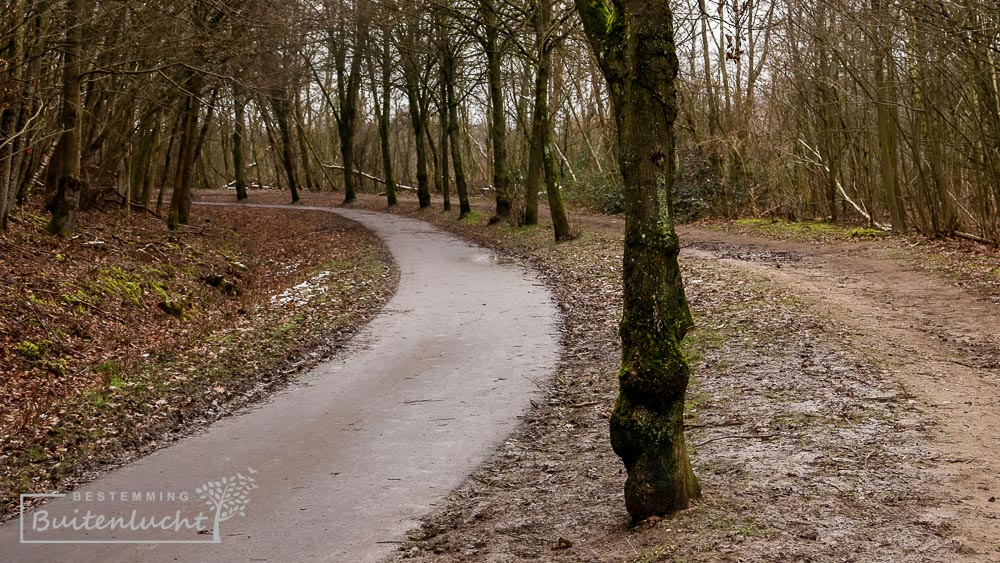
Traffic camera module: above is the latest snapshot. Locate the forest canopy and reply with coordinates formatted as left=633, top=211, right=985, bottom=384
left=1, top=0, right=998, bottom=242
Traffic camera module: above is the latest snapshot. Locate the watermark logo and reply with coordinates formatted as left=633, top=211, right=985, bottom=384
left=20, top=468, right=259, bottom=544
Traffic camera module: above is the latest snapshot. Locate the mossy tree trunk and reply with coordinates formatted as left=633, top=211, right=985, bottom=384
left=526, top=0, right=573, bottom=241
left=480, top=0, right=512, bottom=221
left=47, top=0, right=84, bottom=237
left=575, top=0, right=700, bottom=521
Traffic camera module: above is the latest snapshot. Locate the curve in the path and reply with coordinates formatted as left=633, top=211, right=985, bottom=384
left=1, top=204, right=560, bottom=562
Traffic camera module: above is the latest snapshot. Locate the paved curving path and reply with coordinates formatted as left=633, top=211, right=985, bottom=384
left=1, top=205, right=560, bottom=562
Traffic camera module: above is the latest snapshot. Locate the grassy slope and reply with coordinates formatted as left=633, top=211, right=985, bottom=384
left=0, top=201, right=397, bottom=516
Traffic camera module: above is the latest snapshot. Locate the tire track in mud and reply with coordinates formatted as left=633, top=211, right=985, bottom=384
left=679, top=226, right=1000, bottom=561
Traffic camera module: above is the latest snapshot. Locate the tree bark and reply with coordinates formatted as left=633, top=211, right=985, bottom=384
left=377, top=38, right=398, bottom=206
left=271, top=94, right=301, bottom=203
left=526, top=0, right=571, bottom=241
left=47, top=0, right=85, bottom=237
left=167, top=72, right=203, bottom=230
left=439, top=64, right=451, bottom=212
left=130, top=108, right=162, bottom=208
left=0, top=106, right=17, bottom=230
left=233, top=87, right=248, bottom=201
left=442, top=32, right=471, bottom=217
left=872, top=0, right=907, bottom=232
left=293, top=89, right=316, bottom=193
left=401, top=50, right=431, bottom=208
left=480, top=0, right=512, bottom=220
left=576, top=0, right=700, bottom=521
left=331, top=6, right=368, bottom=205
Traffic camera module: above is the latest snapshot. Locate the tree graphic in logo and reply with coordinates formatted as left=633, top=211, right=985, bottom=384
left=195, top=468, right=259, bottom=543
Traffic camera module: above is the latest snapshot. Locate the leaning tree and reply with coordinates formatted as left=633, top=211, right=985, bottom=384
left=575, top=0, right=700, bottom=521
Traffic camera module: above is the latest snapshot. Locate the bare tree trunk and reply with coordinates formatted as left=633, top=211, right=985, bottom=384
left=525, top=0, right=570, bottom=241
left=0, top=0, right=27, bottom=229
left=577, top=0, right=700, bottom=521
left=872, top=0, right=907, bottom=232
left=401, top=51, right=431, bottom=208
left=524, top=6, right=543, bottom=227
left=0, top=111, right=16, bottom=229
left=376, top=38, right=398, bottom=206
left=168, top=72, right=203, bottom=229
left=438, top=55, right=451, bottom=212
left=233, top=86, right=248, bottom=201
left=271, top=94, right=301, bottom=203
left=331, top=5, right=368, bottom=204
left=156, top=110, right=181, bottom=214
left=130, top=108, right=162, bottom=207
left=442, top=35, right=471, bottom=217
left=47, top=0, right=85, bottom=237
left=294, top=89, right=316, bottom=193
left=697, top=0, right=722, bottom=178
left=480, top=0, right=512, bottom=220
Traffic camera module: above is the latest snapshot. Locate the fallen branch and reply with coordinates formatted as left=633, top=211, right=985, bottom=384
left=797, top=139, right=890, bottom=231
left=694, top=433, right=787, bottom=447
left=109, top=190, right=164, bottom=218
left=321, top=163, right=417, bottom=192
left=954, top=231, right=997, bottom=246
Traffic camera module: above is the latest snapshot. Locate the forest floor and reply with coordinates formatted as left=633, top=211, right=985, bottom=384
left=10, top=189, right=997, bottom=561
left=0, top=200, right=397, bottom=517
left=197, top=189, right=1000, bottom=562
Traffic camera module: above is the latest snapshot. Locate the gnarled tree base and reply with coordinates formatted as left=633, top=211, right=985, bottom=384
left=611, top=398, right=700, bottom=521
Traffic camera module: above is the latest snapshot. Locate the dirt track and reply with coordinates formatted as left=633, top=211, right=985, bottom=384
left=678, top=225, right=1000, bottom=560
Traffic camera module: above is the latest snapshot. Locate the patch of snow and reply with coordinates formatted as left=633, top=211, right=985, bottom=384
left=271, top=271, right=332, bottom=307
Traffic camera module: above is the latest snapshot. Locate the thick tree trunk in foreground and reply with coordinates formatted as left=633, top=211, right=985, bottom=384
left=576, top=0, right=700, bottom=520
left=47, top=0, right=85, bottom=237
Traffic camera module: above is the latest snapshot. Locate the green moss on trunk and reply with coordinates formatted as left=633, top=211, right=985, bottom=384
left=576, top=0, right=700, bottom=520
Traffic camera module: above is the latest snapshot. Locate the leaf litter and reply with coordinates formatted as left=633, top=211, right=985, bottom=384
left=0, top=201, right=397, bottom=517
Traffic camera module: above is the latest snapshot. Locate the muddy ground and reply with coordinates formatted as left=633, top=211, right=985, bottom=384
left=199, top=190, right=998, bottom=561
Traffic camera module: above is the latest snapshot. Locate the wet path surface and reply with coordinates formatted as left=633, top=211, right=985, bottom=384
left=1, top=204, right=560, bottom=562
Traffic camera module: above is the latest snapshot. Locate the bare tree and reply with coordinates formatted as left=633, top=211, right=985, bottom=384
left=576, top=0, right=700, bottom=520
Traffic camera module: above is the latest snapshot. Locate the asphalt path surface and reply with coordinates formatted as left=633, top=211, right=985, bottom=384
left=1, top=204, right=560, bottom=562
